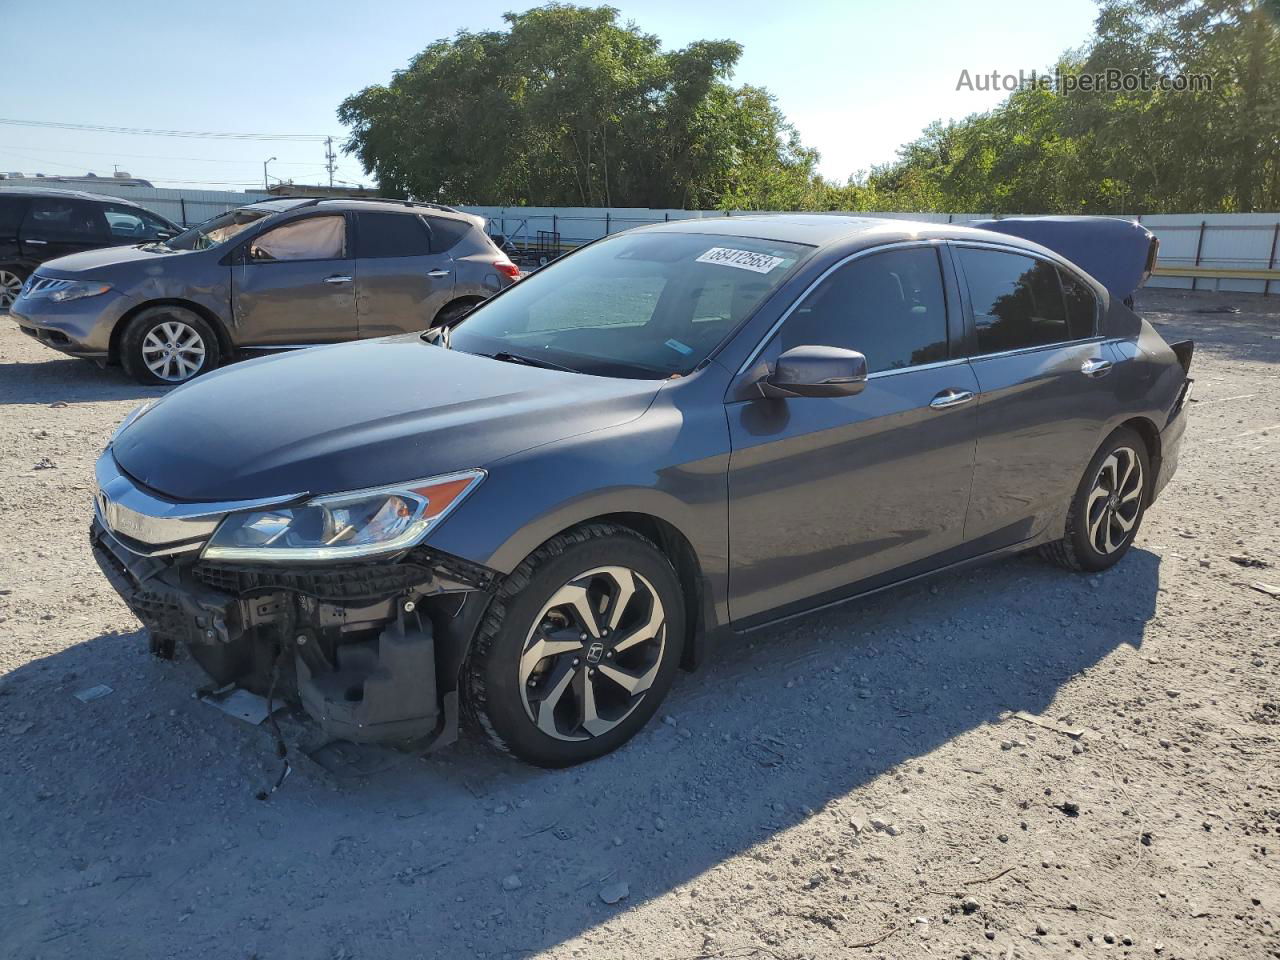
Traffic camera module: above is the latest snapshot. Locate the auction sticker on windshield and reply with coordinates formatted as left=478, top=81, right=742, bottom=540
left=695, top=247, right=787, bottom=273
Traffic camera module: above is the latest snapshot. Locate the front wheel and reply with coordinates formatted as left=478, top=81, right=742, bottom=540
left=120, top=306, right=221, bottom=385
left=0, top=265, right=28, bottom=311
left=1042, top=426, right=1150, bottom=572
left=464, top=524, right=685, bottom=767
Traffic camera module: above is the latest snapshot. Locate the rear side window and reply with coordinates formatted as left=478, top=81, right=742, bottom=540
left=22, top=198, right=108, bottom=243
left=1058, top=268, right=1098, bottom=339
left=102, top=203, right=174, bottom=240
left=0, top=196, right=26, bottom=238
left=958, top=248, right=1075, bottom=353
left=425, top=216, right=471, bottom=253
left=777, top=246, right=949, bottom=373
left=356, top=211, right=431, bottom=258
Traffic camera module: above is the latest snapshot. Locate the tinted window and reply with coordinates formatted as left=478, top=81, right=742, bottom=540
left=1059, top=268, right=1098, bottom=339
left=450, top=231, right=806, bottom=378
left=426, top=216, right=471, bottom=253
left=22, top=198, right=107, bottom=243
left=958, top=248, right=1075, bottom=353
left=357, top=211, right=431, bottom=258
left=0, top=196, right=26, bottom=237
left=777, top=246, right=948, bottom=373
left=248, top=215, right=346, bottom=261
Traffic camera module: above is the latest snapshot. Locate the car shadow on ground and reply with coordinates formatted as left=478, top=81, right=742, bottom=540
left=0, top=355, right=166, bottom=405
left=1, top=547, right=1161, bottom=957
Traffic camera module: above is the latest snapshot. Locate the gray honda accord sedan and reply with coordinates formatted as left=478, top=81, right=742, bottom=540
left=91, top=214, right=1193, bottom=767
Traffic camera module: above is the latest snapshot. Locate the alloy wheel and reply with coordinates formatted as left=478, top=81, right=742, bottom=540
left=518, top=565, right=667, bottom=742
left=141, top=320, right=206, bottom=382
left=0, top=270, right=23, bottom=310
left=1086, top=446, right=1143, bottom=554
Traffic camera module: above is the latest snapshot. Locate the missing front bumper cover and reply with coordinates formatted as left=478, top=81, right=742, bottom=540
left=90, top=519, right=496, bottom=746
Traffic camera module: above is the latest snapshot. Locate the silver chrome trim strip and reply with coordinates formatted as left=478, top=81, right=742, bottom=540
left=736, top=239, right=944, bottom=375
left=93, top=452, right=307, bottom=556
left=866, top=357, right=970, bottom=381
left=967, top=335, right=1106, bottom=363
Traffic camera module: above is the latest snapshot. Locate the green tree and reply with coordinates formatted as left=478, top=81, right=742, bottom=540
left=338, top=4, right=819, bottom=208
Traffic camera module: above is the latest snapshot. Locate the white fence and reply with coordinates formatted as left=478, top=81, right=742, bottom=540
left=3, top=181, right=1275, bottom=294
left=461, top=205, right=1280, bottom=295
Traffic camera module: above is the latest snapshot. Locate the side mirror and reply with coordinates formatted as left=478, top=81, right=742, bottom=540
left=761, top=345, right=868, bottom=398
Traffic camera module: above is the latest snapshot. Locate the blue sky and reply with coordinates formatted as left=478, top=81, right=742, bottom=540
left=3, top=0, right=1099, bottom=195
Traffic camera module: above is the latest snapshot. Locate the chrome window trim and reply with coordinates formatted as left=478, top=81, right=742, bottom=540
left=94, top=452, right=306, bottom=556
left=966, top=335, right=1107, bottom=363
left=866, top=356, right=970, bottom=380
left=736, top=239, right=946, bottom=375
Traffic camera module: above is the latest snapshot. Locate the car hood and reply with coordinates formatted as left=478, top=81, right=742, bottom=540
left=111, top=336, right=664, bottom=502
left=37, top=243, right=195, bottom=277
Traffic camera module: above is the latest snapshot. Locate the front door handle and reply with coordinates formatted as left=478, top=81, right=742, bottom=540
left=25, top=238, right=48, bottom=245
left=426, top=269, right=450, bottom=279
left=324, top=275, right=353, bottom=284
left=930, top=389, right=975, bottom=410
left=1081, top=358, right=1113, bottom=378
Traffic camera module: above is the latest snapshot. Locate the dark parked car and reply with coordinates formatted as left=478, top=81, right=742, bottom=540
left=90, top=215, right=1192, bottom=767
left=0, top=187, right=180, bottom=311
left=9, top=197, right=519, bottom=383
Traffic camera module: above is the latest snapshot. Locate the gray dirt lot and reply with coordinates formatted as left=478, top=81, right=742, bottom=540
left=0, top=288, right=1277, bottom=960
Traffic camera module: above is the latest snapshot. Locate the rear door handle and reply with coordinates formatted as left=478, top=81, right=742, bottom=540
left=1081, top=358, right=1112, bottom=377
left=930, top=389, right=975, bottom=409
left=324, top=275, right=353, bottom=284
left=426, top=269, right=450, bottom=279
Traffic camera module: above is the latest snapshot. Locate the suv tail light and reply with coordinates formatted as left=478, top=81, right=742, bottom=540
left=493, top=259, right=520, bottom=280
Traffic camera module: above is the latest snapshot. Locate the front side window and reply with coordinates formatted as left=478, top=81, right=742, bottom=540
left=958, top=248, right=1084, bottom=353
left=775, top=246, right=949, bottom=373
left=22, top=198, right=107, bottom=243
left=0, top=197, right=25, bottom=238
left=249, top=215, right=346, bottom=262
left=450, top=231, right=809, bottom=378
left=356, top=211, right=431, bottom=258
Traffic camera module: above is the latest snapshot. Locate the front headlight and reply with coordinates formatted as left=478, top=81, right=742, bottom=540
left=49, top=281, right=113, bottom=303
left=202, top=469, right=485, bottom=562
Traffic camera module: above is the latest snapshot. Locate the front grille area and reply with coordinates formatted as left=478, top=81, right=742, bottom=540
left=23, top=277, right=74, bottom=297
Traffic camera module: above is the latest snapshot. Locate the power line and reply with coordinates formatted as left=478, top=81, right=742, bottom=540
left=0, top=143, right=341, bottom=167
left=0, top=118, right=335, bottom=142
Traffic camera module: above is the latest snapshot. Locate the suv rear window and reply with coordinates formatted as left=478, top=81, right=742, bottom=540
left=23, top=198, right=107, bottom=243
left=425, top=216, right=471, bottom=253
left=356, top=211, right=432, bottom=258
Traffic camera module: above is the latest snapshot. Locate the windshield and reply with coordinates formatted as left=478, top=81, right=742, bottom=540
left=448, top=231, right=810, bottom=378
left=162, top=208, right=271, bottom=251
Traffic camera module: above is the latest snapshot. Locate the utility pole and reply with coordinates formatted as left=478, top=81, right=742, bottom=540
left=325, top=137, right=336, bottom=188
left=263, top=156, right=276, bottom=192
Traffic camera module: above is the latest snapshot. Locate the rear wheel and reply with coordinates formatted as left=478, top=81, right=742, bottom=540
left=1042, top=427, right=1150, bottom=572
left=120, top=306, right=221, bottom=385
left=464, top=524, right=685, bottom=767
left=0, top=266, right=27, bottom=310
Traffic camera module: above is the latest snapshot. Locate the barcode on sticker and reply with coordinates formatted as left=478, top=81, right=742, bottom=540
left=695, top=247, right=786, bottom=273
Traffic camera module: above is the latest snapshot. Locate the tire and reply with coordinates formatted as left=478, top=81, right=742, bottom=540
left=431, top=300, right=479, bottom=329
left=464, top=523, right=686, bottom=767
left=1041, top=426, right=1151, bottom=573
left=120, top=306, right=221, bottom=385
left=0, top=265, right=28, bottom=311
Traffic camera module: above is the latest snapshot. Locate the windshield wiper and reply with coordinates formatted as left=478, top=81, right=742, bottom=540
left=490, top=351, right=576, bottom=373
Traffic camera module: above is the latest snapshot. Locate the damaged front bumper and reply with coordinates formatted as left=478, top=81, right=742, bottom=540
left=91, top=514, right=499, bottom=747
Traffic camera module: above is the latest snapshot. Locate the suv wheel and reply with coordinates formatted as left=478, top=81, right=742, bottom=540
left=0, top=266, right=27, bottom=310
left=464, top=524, right=685, bottom=767
left=121, top=306, right=221, bottom=385
left=1042, top=426, right=1150, bottom=572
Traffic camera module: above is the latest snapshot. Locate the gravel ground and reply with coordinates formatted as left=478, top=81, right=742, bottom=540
left=0, top=289, right=1277, bottom=960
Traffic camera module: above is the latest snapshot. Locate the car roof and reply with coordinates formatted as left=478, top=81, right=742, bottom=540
left=0, top=185, right=152, bottom=208
left=630, top=213, right=1053, bottom=256
left=240, top=196, right=482, bottom=228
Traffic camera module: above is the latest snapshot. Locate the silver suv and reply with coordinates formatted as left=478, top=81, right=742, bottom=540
left=9, top=197, right=519, bottom=383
